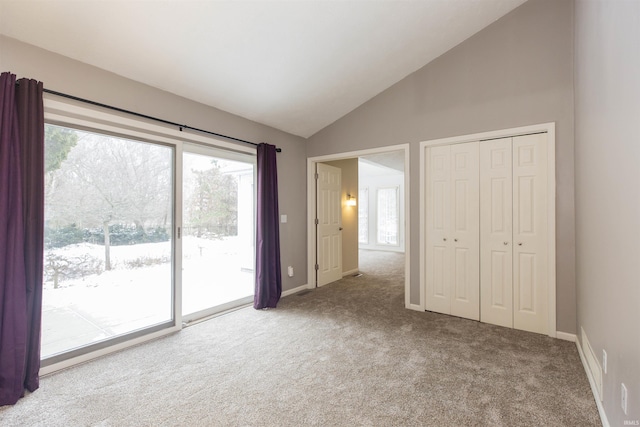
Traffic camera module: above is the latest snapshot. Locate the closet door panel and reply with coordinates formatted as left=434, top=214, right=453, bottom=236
left=480, top=138, right=513, bottom=328
left=512, top=134, right=548, bottom=334
left=425, top=146, right=451, bottom=314
left=450, top=142, right=479, bottom=320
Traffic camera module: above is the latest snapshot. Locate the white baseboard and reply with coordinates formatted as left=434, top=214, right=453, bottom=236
left=556, top=331, right=577, bottom=342
left=342, top=268, right=359, bottom=277
left=576, top=340, right=610, bottom=427
left=281, top=284, right=311, bottom=298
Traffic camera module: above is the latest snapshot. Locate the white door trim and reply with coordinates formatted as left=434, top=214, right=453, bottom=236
left=307, top=144, right=410, bottom=306
left=419, top=123, right=556, bottom=337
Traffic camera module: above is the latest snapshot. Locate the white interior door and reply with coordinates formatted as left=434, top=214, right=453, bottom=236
left=480, top=138, right=514, bottom=328
left=425, top=145, right=451, bottom=314
left=450, top=142, right=480, bottom=320
left=316, top=163, right=342, bottom=287
left=512, top=133, right=548, bottom=334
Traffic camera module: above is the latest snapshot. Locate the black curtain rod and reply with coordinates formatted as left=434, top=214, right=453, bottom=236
left=42, top=88, right=282, bottom=152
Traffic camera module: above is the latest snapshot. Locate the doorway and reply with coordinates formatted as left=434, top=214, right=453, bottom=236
left=307, top=144, right=410, bottom=305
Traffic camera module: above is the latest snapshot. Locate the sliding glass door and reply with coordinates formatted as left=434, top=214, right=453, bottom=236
left=42, top=124, right=174, bottom=361
left=41, top=122, right=256, bottom=366
left=181, top=147, right=255, bottom=319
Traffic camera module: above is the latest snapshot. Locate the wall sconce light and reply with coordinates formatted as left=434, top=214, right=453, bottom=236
left=346, top=194, right=357, bottom=207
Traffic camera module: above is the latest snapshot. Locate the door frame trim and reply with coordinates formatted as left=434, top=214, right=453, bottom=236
left=419, top=122, right=556, bottom=338
left=307, top=144, right=410, bottom=303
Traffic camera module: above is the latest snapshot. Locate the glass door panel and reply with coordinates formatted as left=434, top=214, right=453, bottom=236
left=42, top=124, right=174, bottom=360
left=182, top=150, right=255, bottom=318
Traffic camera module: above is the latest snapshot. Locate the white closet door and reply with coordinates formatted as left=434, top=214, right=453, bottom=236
left=512, top=133, right=548, bottom=334
left=480, top=138, right=513, bottom=328
left=425, top=145, right=451, bottom=314
left=450, top=143, right=480, bottom=320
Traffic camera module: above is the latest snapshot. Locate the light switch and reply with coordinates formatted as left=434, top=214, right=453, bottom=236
left=280, top=214, right=287, bottom=223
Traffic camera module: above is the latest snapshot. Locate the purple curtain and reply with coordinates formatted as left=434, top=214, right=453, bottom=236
left=254, top=143, right=281, bottom=309
left=0, top=72, right=44, bottom=405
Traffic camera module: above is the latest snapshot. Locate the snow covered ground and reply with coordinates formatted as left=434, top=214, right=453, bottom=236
left=42, top=236, right=254, bottom=358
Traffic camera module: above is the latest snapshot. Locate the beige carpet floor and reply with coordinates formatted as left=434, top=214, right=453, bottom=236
left=0, top=250, right=600, bottom=426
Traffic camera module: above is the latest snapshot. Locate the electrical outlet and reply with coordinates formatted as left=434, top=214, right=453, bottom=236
left=602, top=349, right=607, bottom=374
left=622, top=383, right=628, bottom=415
left=287, top=266, right=294, bottom=277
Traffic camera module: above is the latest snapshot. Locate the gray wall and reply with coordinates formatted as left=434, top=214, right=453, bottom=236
left=574, top=0, right=640, bottom=424
left=307, top=0, right=576, bottom=333
left=325, top=159, right=359, bottom=274
left=0, top=35, right=308, bottom=293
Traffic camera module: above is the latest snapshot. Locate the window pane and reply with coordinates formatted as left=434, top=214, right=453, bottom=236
left=182, top=152, right=254, bottom=317
left=358, top=187, right=368, bottom=244
left=42, top=124, right=173, bottom=359
left=377, top=187, right=399, bottom=246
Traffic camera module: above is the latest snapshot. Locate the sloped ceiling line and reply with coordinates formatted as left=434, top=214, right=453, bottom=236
left=0, top=0, right=527, bottom=138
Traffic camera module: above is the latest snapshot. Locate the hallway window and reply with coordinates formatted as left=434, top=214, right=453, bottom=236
left=358, top=187, right=368, bottom=244
left=377, top=186, right=399, bottom=246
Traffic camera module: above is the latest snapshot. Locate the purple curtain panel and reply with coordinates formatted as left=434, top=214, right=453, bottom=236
left=16, top=76, right=44, bottom=393
left=254, top=143, right=282, bottom=309
left=0, top=72, right=44, bottom=406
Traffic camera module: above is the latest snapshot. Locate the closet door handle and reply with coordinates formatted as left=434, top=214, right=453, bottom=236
left=518, top=242, right=523, bottom=246
left=443, top=238, right=447, bottom=242
left=454, top=238, right=458, bottom=242
left=504, top=241, right=508, bottom=245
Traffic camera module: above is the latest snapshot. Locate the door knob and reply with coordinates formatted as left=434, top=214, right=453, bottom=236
left=339, top=227, right=343, bottom=231
left=518, top=242, right=523, bottom=246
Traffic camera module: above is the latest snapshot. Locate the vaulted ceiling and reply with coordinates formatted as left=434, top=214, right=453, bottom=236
left=0, top=0, right=527, bottom=138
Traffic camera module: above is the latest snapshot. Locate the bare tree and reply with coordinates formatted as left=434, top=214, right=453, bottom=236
left=45, top=129, right=172, bottom=270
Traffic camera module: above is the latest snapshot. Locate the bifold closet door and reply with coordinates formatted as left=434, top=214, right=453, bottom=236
left=512, top=133, right=548, bottom=334
left=425, top=145, right=451, bottom=315
left=479, top=139, right=514, bottom=328
left=425, top=142, right=479, bottom=320
left=480, top=133, right=548, bottom=335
